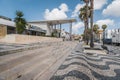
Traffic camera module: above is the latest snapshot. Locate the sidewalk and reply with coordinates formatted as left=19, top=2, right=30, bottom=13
left=50, top=42, right=120, bottom=80
left=83, top=43, right=107, bottom=55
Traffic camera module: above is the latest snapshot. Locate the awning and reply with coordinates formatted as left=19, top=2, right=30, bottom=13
left=0, top=18, right=15, bottom=27
left=28, top=19, right=76, bottom=25
left=28, top=25, right=46, bottom=33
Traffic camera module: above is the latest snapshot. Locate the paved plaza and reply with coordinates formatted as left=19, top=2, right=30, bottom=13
left=0, top=41, right=120, bottom=80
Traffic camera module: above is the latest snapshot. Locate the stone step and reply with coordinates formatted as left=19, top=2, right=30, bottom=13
left=37, top=48, right=73, bottom=80
left=0, top=46, right=51, bottom=64
left=17, top=46, right=72, bottom=80
left=0, top=47, right=52, bottom=73
left=0, top=41, right=77, bottom=80
left=16, top=56, right=55, bottom=80
left=0, top=47, right=53, bottom=80
left=0, top=41, right=58, bottom=56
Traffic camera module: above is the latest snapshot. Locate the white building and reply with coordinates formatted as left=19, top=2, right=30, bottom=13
left=0, top=15, right=76, bottom=38
left=28, top=19, right=76, bottom=37
left=0, top=16, right=15, bottom=37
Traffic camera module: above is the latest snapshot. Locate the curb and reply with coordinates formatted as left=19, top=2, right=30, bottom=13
left=0, top=45, right=43, bottom=56
left=0, top=41, right=62, bottom=56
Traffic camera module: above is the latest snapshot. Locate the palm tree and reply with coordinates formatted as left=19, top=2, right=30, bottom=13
left=79, top=5, right=91, bottom=44
left=80, top=0, right=90, bottom=45
left=102, top=24, right=107, bottom=31
left=14, top=11, right=27, bottom=34
left=90, top=0, right=94, bottom=48
left=93, top=24, right=99, bottom=41
left=93, top=24, right=99, bottom=33
left=83, top=0, right=89, bottom=29
left=102, top=24, right=107, bottom=45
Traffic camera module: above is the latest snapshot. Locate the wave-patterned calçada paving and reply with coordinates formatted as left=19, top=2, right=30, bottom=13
left=50, top=50, right=120, bottom=80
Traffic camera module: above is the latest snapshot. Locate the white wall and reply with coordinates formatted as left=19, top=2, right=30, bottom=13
left=105, top=30, right=113, bottom=39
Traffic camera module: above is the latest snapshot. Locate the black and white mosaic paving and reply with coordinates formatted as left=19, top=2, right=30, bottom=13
left=50, top=46, right=120, bottom=80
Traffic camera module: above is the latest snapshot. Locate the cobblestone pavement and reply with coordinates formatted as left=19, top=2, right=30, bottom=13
left=50, top=43, right=120, bottom=80
left=105, top=44, right=120, bottom=55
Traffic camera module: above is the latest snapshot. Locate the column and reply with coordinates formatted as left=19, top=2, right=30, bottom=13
left=60, top=24, right=62, bottom=38
left=70, top=22, right=72, bottom=41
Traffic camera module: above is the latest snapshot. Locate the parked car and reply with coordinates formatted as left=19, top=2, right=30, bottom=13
left=104, top=39, right=112, bottom=44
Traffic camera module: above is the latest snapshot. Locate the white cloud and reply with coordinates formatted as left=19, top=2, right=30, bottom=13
left=44, top=3, right=69, bottom=20
left=71, top=4, right=85, bottom=17
left=102, top=0, right=120, bottom=17
left=59, top=3, right=68, bottom=12
left=96, top=19, right=114, bottom=28
left=94, top=0, right=108, bottom=10
left=72, top=22, right=84, bottom=33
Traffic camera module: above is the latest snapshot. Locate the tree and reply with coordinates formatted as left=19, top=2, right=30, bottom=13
left=14, top=11, right=27, bottom=34
left=83, top=0, right=89, bottom=30
left=80, top=0, right=94, bottom=47
left=93, top=24, right=99, bottom=34
left=102, top=24, right=107, bottom=31
left=79, top=5, right=91, bottom=44
left=86, top=28, right=91, bottom=41
left=93, top=24, right=99, bottom=41
left=102, top=24, right=107, bottom=45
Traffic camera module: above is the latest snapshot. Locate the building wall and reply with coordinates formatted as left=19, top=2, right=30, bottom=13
left=0, top=34, right=62, bottom=44
left=0, top=24, right=7, bottom=38
left=105, top=30, right=113, bottom=39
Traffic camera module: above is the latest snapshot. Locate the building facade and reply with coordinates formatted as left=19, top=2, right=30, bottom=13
left=0, top=16, right=15, bottom=38
left=0, top=16, right=46, bottom=37
left=0, top=16, right=76, bottom=38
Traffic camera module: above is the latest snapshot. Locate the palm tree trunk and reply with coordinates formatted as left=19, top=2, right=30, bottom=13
left=86, top=2, right=89, bottom=45
left=90, top=0, right=94, bottom=48
left=84, top=21, right=87, bottom=43
left=86, top=2, right=89, bottom=30
left=16, top=27, right=18, bottom=34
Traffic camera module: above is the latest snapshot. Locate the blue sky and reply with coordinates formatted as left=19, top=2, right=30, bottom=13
left=0, top=0, right=120, bottom=34
left=0, top=0, right=79, bottom=20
